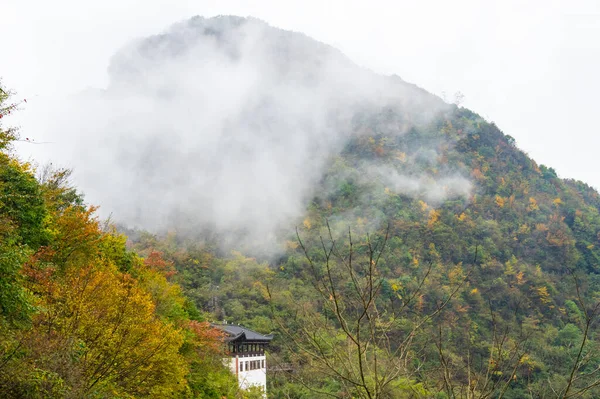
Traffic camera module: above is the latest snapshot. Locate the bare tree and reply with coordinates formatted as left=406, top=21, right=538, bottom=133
left=269, top=221, right=468, bottom=398
left=433, top=301, right=531, bottom=399
left=556, top=269, right=600, bottom=399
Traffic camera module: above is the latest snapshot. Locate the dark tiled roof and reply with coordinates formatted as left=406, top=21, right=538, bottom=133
left=213, top=324, right=274, bottom=342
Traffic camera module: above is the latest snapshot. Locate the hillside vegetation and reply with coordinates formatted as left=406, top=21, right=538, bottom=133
left=3, top=16, right=600, bottom=399
left=126, top=104, right=600, bottom=398
left=0, top=85, right=259, bottom=399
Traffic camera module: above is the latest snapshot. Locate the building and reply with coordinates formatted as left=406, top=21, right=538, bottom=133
left=214, top=324, right=273, bottom=396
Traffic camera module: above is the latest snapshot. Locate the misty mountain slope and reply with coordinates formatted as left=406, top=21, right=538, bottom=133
left=61, top=15, right=452, bottom=254
left=126, top=100, right=600, bottom=397
left=306, top=105, right=600, bottom=273
left=108, top=15, right=438, bottom=107
left=62, top=14, right=600, bottom=272
left=77, top=16, right=600, bottom=396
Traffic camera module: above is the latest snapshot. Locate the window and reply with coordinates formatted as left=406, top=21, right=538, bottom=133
left=262, top=359, right=265, bottom=368
left=240, top=362, right=243, bottom=372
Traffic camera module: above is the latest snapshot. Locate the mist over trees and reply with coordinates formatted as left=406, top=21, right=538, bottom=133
left=0, top=83, right=252, bottom=398
left=4, top=15, right=600, bottom=399
left=36, top=16, right=467, bottom=257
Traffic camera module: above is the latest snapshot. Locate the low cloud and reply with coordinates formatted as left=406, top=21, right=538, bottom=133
left=35, top=15, right=459, bottom=255
left=369, top=165, right=472, bottom=204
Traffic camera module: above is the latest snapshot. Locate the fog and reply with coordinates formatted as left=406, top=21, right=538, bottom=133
left=36, top=15, right=468, bottom=253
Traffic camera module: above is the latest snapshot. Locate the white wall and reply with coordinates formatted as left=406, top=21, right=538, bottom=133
left=226, top=354, right=267, bottom=396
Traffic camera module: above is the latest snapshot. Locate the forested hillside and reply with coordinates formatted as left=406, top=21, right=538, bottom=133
left=4, top=15, right=600, bottom=399
left=126, top=103, right=600, bottom=398
left=0, top=85, right=260, bottom=398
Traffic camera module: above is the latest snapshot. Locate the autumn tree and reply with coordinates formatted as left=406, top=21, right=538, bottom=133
left=269, top=222, right=467, bottom=398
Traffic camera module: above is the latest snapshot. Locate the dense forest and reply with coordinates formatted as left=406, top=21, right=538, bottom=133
left=3, top=16, right=600, bottom=399
left=0, top=84, right=263, bottom=398
left=120, top=104, right=600, bottom=398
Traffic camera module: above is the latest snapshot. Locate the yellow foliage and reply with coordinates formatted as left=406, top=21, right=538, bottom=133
left=528, top=197, right=539, bottom=211
left=8, top=157, right=33, bottom=172
left=495, top=195, right=506, bottom=208
left=419, top=200, right=429, bottom=212
left=504, top=264, right=515, bottom=276
left=470, top=288, right=479, bottom=295
left=428, top=243, right=439, bottom=257
left=395, top=151, right=407, bottom=163
left=553, top=197, right=563, bottom=206
left=518, top=224, right=530, bottom=235
left=516, top=271, right=525, bottom=285
left=457, top=212, right=467, bottom=221
left=29, top=263, right=188, bottom=397
left=285, top=240, right=299, bottom=250
left=537, top=286, right=551, bottom=304
left=412, top=256, right=420, bottom=267
left=303, top=217, right=312, bottom=230
left=428, top=209, right=440, bottom=228
left=448, top=265, right=464, bottom=283
left=254, top=281, right=271, bottom=300
left=535, top=223, right=548, bottom=232
left=143, top=277, right=184, bottom=320
left=504, top=256, right=518, bottom=276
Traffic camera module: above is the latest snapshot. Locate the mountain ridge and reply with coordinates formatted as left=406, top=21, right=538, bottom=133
left=62, top=14, right=453, bottom=256
left=4, top=14, right=600, bottom=398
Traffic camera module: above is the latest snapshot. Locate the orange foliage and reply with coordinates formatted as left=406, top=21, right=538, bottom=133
left=472, top=168, right=485, bottom=180
left=144, top=250, right=177, bottom=279
left=188, top=321, right=226, bottom=354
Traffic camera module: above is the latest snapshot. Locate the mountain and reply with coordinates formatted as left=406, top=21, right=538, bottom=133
left=59, top=15, right=452, bottom=256
left=115, top=16, right=600, bottom=398
left=4, top=15, right=600, bottom=398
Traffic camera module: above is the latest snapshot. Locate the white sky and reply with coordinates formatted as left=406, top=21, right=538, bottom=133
left=3, top=0, right=600, bottom=188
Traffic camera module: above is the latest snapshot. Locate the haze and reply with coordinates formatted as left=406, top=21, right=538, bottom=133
left=14, top=15, right=468, bottom=254
left=2, top=0, right=599, bottom=254
left=4, top=0, right=599, bottom=191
